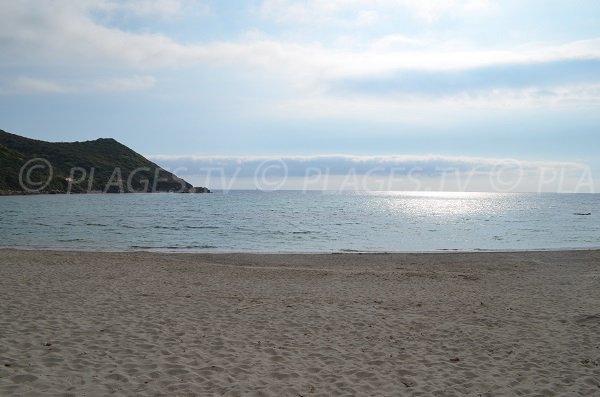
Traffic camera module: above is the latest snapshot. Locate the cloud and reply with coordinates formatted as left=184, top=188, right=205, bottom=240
left=5, top=77, right=74, bottom=95
left=150, top=154, right=585, bottom=177
left=370, top=34, right=426, bottom=50
left=91, top=0, right=210, bottom=18
left=148, top=154, right=594, bottom=192
left=405, top=0, right=497, bottom=23
left=258, top=0, right=497, bottom=25
left=1, top=1, right=600, bottom=110
left=1, top=1, right=598, bottom=74
left=332, top=59, right=600, bottom=97
left=0, top=74, right=157, bottom=95
left=95, top=75, right=156, bottom=92
left=0, top=1, right=213, bottom=68
left=257, top=82, right=600, bottom=123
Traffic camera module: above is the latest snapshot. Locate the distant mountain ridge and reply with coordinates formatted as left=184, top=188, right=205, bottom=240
left=0, top=129, right=209, bottom=194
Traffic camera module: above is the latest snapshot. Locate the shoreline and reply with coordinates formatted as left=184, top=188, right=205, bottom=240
left=3, top=247, right=600, bottom=256
left=1, top=249, right=599, bottom=395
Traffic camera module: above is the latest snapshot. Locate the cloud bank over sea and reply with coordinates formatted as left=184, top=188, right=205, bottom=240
left=150, top=154, right=595, bottom=192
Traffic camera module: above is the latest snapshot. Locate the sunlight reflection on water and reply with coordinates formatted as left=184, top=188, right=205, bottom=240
left=0, top=191, right=598, bottom=252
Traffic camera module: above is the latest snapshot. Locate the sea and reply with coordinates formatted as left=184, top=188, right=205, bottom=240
left=0, top=191, right=599, bottom=253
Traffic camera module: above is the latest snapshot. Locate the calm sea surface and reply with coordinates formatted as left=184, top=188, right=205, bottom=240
left=0, top=191, right=599, bottom=252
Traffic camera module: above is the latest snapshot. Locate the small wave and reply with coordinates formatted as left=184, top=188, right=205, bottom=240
left=85, top=223, right=108, bottom=227
left=175, top=245, right=218, bottom=249
left=129, top=244, right=218, bottom=250
left=184, top=225, right=219, bottom=229
left=162, top=245, right=218, bottom=249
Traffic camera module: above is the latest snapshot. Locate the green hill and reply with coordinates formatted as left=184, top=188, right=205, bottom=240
left=0, top=129, right=209, bottom=194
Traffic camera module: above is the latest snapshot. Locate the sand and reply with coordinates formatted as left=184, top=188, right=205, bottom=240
left=0, top=249, right=599, bottom=396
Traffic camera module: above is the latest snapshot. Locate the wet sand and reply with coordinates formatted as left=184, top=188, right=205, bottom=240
left=0, top=249, right=599, bottom=396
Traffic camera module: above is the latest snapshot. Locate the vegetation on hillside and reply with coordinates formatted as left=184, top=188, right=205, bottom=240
left=0, top=129, right=208, bottom=194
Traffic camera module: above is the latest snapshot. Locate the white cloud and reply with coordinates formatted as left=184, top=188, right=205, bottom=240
left=448, top=84, right=600, bottom=108
left=1, top=2, right=598, bottom=75
left=404, top=0, right=497, bottom=23
left=0, top=1, right=214, bottom=68
left=148, top=154, right=594, bottom=192
left=95, top=75, right=156, bottom=92
left=9, top=77, right=74, bottom=94
left=1, top=1, right=599, bottom=111
left=2, top=1, right=598, bottom=75
left=259, top=0, right=497, bottom=25
left=150, top=153, right=585, bottom=173
left=255, top=83, right=600, bottom=123
left=0, top=75, right=157, bottom=95
left=370, top=34, right=426, bottom=50
left=92, top=0, right=210, bottom=18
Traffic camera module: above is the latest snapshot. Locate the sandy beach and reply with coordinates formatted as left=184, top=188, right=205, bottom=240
left=0, top=249, right=599, bottom=396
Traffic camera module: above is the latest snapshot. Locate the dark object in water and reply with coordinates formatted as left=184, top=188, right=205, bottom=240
left=574, top=314, right=600, bottom=325
left=574, top=212, right=591, bottom=216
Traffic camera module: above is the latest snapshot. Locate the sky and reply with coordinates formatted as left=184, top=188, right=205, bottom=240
left=1, top=0, right=599, bottom=191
